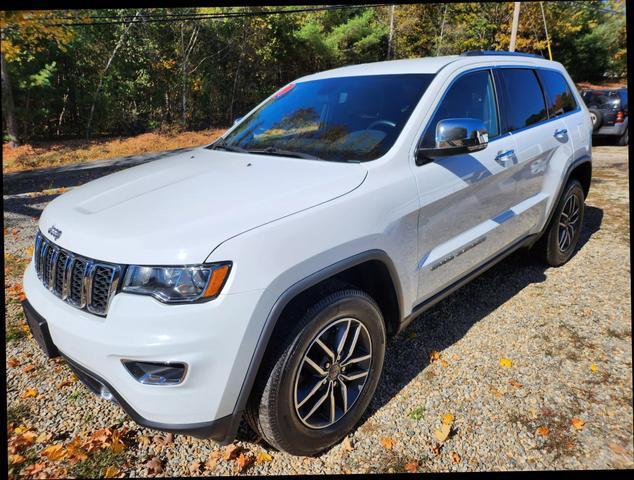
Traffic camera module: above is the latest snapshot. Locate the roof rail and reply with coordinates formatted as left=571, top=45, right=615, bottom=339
left=460, top=50, right=544, bottom=59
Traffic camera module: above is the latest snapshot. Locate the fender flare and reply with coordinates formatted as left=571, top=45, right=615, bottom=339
left=220, top=249, right=403, bottom=443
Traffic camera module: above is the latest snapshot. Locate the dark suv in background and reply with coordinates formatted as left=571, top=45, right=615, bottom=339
left=581, top=88, right=628, bottom=145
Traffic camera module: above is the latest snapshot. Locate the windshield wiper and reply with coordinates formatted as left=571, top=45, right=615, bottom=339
left=210, top=138, right=248, bottom=153
left=246, top=147, right=322, bottom=161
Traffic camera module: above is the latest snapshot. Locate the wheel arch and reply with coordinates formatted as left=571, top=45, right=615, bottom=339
left=221, top=250, right=403, bottom=443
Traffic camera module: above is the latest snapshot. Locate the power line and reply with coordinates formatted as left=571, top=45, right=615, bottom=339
left=18, top=5, right=388, bottom=27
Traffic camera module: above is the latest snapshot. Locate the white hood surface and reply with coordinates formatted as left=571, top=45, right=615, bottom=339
left=39, top=148, right=367, bottom=265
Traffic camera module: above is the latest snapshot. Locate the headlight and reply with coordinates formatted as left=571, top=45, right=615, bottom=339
left=122, top=263, right=231, bottom=303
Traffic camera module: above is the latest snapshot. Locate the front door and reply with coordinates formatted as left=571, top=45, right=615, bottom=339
left=411, top=68, right=525, bottom=304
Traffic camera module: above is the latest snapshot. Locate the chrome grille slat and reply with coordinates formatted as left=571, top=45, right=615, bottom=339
left=32, top=231, right=122, bottom=317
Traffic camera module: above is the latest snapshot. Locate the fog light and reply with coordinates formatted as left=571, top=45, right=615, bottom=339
left=100, top=385, right=114, bottom=402
left=123, top=360, right=187, bottom=385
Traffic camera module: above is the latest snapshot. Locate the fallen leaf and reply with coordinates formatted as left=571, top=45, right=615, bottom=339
left=205, top=451, right=222, bottom=470
left=65, top=437, right=88, bottom=464
left=21, top=462, right=46, bottom=476
left=342, top=436, right=354, bottom=452
left=21, top=388, right=38, bottom=398
left=3, top=228, right=7, bottom=235
left=7, top=358, right=20, bottom=367
left=536, top=426, right=550, bottom=437
left=451, top=354, right=461, bottom=361
left=153, top=432, right=173, bottom=448
left=36, top=432, right=52, bottom=443
left=404, top=461, right=418, bottom=472
left=26, top=246, right=34, bottom=257
left=110, top=429, right=126, bottom=454
left=12, top=228, right=17, bottom=235
left=189, top=460, right=202, bottom=475
left=103, top=466, right=120, bottom=478
left=235, top=452, right=254, bottom=472
left=433, top=423, right=451, bottom=443
left=489, top=385, right=503, bottom=397
left=509, top=379, right=523, bottom=388
left=380, top=437, right=396, bottom=449
left=571, top=418, right=585, bottom=430
left=590, top=363, right=598, bottom=372
left=440, top=359, right=448, bottom=368
left=138, top=434, right=151, bottom=447
left=9, top=454, right=26, bottom=465
left=57, top=379, right=73, bottom=389
left=451, top=451, right=461, bottom=463
left=608, top=442, right=626, bottom=455
left=442, top=413, right=454, bottom=425
left=255, top=451, right=273, bottom=463
left=429, top=351, right=440, bottom=362
left=41, top=444, right=67, bottom=461
left=145, top=456, right=163, bottom=475
left=500, top=358, right=513, bottom=368
left=223, top=443, right=241, bottom=460
left=22, top=364, right=36, bottom=373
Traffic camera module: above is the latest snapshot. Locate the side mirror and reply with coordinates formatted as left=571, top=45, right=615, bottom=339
left=233, top=116, right=244, bottom=126
left=416, top=118, right=488, bottom=165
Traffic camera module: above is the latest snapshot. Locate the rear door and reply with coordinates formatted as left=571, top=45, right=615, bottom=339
left=412, top=68, right=522, bottom=303
left=494, top=67, right=575, bottom=240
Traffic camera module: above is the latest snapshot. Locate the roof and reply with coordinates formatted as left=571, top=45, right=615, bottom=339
left=296, top=54, right=564, bottom=82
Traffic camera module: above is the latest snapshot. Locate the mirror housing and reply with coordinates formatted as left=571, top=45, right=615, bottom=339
left=416, top=118, right=488, bottom=165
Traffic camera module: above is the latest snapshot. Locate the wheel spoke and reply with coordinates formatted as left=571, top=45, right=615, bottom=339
left=336, top=320, right=351, bottom=358
left=339, top=379, right=348, bottom=413
left=341, top=325, right=361, bottom=364
left=315, top=338, right=336, bottom=362
left=329, top=382, right=336, bottom=423
left=302, top=382, right=331, bottom=422
left=297, top=378, right=327, bottom=409
left=304, top=356, right=327, bottom=377
left=341, top=370, right=369, bottom=382
left=342, top=353, right=371, bottom=367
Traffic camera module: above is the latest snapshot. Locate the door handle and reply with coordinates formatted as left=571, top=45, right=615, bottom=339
left=554, top=128, right=568, bottom=140
left=495, top=149, right=516, bottom=167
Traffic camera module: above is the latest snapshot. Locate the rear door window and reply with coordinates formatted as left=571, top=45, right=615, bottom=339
left=421, top=69, right=499, bottom=147
left=536, top=69, right=578, bottom=117
left=498, top=69, right=548, bottom=131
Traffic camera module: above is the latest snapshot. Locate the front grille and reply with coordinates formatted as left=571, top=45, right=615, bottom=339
left=33, top=231, right=123, bottom=316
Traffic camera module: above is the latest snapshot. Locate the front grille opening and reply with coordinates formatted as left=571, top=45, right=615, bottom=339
left=33, top=231, right=122, bottom=316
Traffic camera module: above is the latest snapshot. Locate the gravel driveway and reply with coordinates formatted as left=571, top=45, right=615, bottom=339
left=5, top=146, right=632, bottom=476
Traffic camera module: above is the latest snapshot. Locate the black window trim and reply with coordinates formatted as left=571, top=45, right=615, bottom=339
left=535, top=68, right=579, bottom=119
left=494, top=65, right=582, bottom=135
left=416, top=67, right=503, bottom=152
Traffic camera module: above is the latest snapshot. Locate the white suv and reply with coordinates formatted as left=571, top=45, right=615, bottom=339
left=23, top=51, right=592, bottom=456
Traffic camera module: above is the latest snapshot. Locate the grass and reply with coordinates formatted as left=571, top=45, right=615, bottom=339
left=7, top=403, right=31, bottom=424
left=2, top=127, right=226, bottom=173
left=408, top=407, right=425, bottom=421
left=6, top=323, right=27, bottom=342
left=69, top=449, right=126, bottom=478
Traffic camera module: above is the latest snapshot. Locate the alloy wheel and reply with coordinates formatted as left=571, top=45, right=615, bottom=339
left=558, top=192, right=580, bottom=252
left=293, top=318, right=372, bottom=429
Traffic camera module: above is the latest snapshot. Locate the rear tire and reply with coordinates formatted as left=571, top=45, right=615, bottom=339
left=533, top=179, right=585, bottom=267
left=246, top=285, right=386, bottom=456
left=617, top=127, right=628, bottom=146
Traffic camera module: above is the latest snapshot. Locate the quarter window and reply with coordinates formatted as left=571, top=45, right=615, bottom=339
left=536, top=69, right=578, bottom=116
left=421, top=70, right=499, bottom=148
left=498, top=69, right=548, bottom=131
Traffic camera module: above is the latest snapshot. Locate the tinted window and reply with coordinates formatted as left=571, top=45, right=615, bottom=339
left=220, top=74, right=434, bottom=162
left=581, top=90, right=620, bottom=109
left=499, top=69, right=548, bottom=131
left=537, top=70, right=578, bottom=116
left=421, top=70, right=499, bottom=147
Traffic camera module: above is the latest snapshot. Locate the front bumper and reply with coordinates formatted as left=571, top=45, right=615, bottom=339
left=23, top=262, right=265, bottom=441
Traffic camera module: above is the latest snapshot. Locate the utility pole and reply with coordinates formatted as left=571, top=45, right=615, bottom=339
left=387, top=5, right=395, bottom=60
left=540, top=2, right=553, bottom=60
left=509, top=2, right=521, bottom=52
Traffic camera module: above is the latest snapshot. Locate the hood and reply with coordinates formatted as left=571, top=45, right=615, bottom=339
left=39, top=148, right=367, bottom=264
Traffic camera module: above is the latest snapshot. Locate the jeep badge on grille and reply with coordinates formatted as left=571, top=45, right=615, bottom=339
left=48, top=225, right=62, bottom=240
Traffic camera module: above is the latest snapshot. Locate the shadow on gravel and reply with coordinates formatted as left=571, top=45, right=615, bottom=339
left=236, top=206, right=605, bottom=447
left=360, top=205, right=604, bottom=428
left=2, top=148, right=193, bottom=196
left=3, top=193, right=62, bottom=219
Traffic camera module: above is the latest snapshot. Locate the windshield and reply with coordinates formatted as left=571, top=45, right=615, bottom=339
left=217, top=74, right=435, bottom=162
left=582, top=90, right=621, bottom=108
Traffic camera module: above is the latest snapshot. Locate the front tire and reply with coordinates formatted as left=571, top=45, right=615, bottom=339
left=245, top=285, right=386, bottom=456
left=534, top=179, right=585, bottom=266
